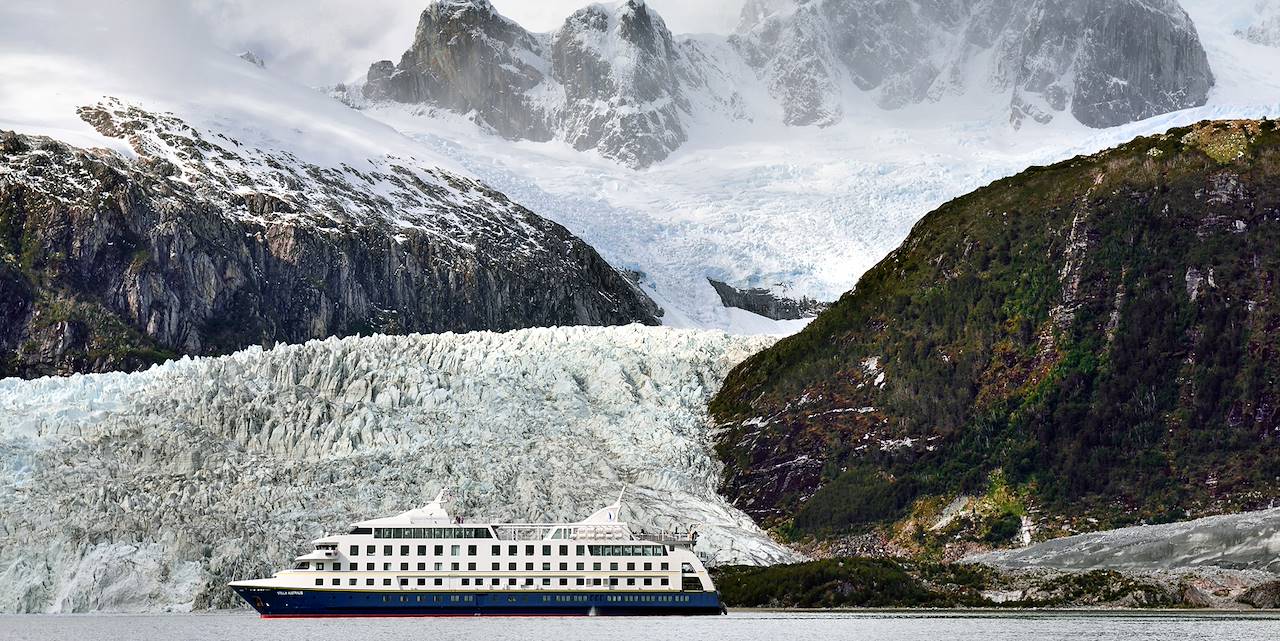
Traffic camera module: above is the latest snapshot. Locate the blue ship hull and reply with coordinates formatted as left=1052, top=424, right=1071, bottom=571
left=233, top=586, right=724, bottom=617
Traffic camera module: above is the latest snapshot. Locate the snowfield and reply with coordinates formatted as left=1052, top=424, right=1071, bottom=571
left=0, top=326, right=797, bottom=613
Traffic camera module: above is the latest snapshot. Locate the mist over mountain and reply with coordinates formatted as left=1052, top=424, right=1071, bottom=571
left=352, top=0, right=1215, bottom=167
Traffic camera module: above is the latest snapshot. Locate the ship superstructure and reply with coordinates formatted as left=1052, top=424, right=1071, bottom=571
left=230, top=490, right=724, bottom=616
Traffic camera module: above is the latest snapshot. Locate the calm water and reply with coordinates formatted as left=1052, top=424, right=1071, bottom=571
left=1, top=611, right=1277, bottom=641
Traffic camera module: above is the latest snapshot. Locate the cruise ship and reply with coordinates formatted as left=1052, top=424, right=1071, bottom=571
left=230, top=490, right=724, bottom=616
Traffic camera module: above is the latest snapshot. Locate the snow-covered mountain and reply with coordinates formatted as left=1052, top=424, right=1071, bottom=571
left=353, top=0, right=1215, bottom=168
left=734, top=0, right=1214, bottom=128
left=0, top=326, right=796, bottom=613
left=358, top=0, right=745, bottom=168
left=344, top=0, right=1280, bottom=332
left=0, top=2, right=658, bottom=377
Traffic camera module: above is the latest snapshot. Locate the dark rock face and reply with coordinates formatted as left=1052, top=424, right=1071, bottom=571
left=733, top=0, right=1215, bottom=129
left=0, top=103, right=658, bottom=378
left=363, top=0, right=692, bottom=168
left=708, top=278, right=828, bottom=321
left=1239, top=581, right=1280, bottom=609
left=711, top=120, right=1280, bottom=535
left=364, top=0, right=555, bottom=141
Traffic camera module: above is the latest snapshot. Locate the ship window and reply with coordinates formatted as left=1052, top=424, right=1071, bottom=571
left=612, top=546, right=622, bottom=556
left=315, top=579, right=323, bottom=586
left=366, top=579, right=374, bottom=585
left=542, top=563, right=550, bottom=571
left=467, top=545, right=476, bottom=556
left=660, top=563, right=669, bottom=571
left=576, top=578, right=585, bottom=586
left=349, top=563, right=357, bottom=571
left=417, top=562, right=425, bottom=571
left=383, top=563, right=391, bottom=571
left=450, top=545, right=460, bottom=556
left=559, top=545, right=568, bottom=556
left=467, top=563, right=476, bottom=571
left=366, top=563, right=374, bottom=570
left=434, top=545, right=443, bottom=556
left=366, top=545, right=375, bottom=555
left=542, top=578, right=551, bottom=586
left=400, top=563, right=408, bottom=571
left=627, top=578, right=635, bottom=586
left=524, top=579, right=533, bottom=586
left=435, top=579, right=443, bottom=586
left=559, top=578, right=568, bottom=586
left=508, top=545, right=517, bottom=556
left=349, top=579, right=356, bottom=585
left=643, top=562, right=651, bottom=571
left=576, top=562, right=584, bottom=571
left=331, top=579, right=340, bottom=586
left=660, top=578, right=669, bottom=586
left=434, top=563, right=443, bottom=571
left=383, top=579, right=391, bottom=586
left=508, top=562, right=516, bottom=571
left=461, top=579, right=469, bottom=586
left=416, top=578, right=425, bottom=586
left=559, top=563, right=567, bottom=570
left=417, top=545, right=426, bottom=555
left=525, top=563, right=533, bottom=571
left=593, top=563, right=601, bottom=571
left=296, top=562, right=309, bottom=569
left=575, top=545, right=584, bottom=556
left=609, top=578, right=618, bottom=586
left=451, top=563, right=459, bottom=571
left=626, top=563, right=635, bottom=571
left=541, top=545, right=551, bottom=556
left=609, top=563, right=618, bottom=571
left=491, top=545, right=501, bottom=556
left=491, top=578, right=500, bottom=586
left=643, top=578, right=652, bottom=586
left=592, top=578, right=602, bottom=586
left=492, top=563, right=500, bottom=571
left=349, top=527, right=371, bottom=535
left=525, top=545, right=534, bottom=556
left=400, top=545, right=409, bottom=556
left=349, top=545, right=358, bottom=556
left=383, top=545, right=391, bottom=556
left=316, top=563, right=324, bottom=570
left=508, top=578, right=516, bottom=586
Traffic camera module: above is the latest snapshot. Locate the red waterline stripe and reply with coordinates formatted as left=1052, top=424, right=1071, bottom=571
left=261, top=613, right=591, bottom=619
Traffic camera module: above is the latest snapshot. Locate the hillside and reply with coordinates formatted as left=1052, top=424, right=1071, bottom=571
left=0, top=3, right=658, bottom=377
left=710, top=120, right=1280, bottom=549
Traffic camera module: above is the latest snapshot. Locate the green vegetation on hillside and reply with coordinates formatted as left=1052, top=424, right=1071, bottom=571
left=712, top=120, right=1280, bottom=541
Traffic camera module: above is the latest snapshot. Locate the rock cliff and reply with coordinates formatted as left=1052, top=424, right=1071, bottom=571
left=0, top=101, right=659, bottom=378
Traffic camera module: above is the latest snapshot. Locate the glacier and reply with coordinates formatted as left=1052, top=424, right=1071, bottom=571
left=0, top=326, right=799, bottom=613
left=966, top=508, right=1280, bottom=574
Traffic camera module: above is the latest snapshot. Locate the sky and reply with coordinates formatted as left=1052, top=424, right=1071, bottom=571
left=190, top=0, right=748, bottom=86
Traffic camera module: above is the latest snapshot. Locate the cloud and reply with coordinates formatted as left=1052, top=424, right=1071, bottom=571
left=188, top=0, right=747, bottom=86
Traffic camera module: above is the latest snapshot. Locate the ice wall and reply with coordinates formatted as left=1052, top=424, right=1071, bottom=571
left=0, top=326, right=798, bottom=613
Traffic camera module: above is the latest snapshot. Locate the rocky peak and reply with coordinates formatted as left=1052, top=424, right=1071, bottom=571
left=732, top=0, right=1214, bottom=129
left=360, top=0, right=700, bottom=168
left=362, top=0, right=554, bottom=140
left=551, top=0, right=689, bottom=166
